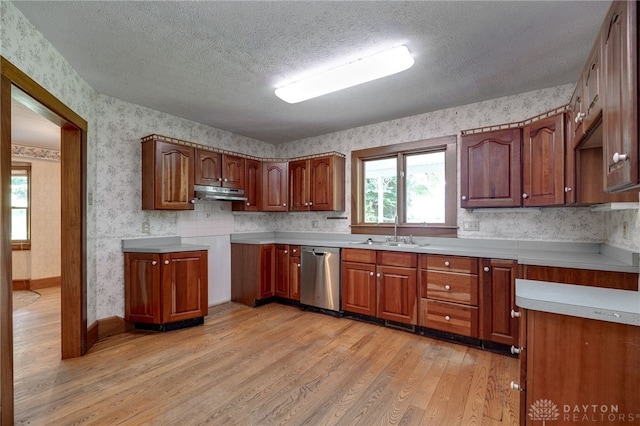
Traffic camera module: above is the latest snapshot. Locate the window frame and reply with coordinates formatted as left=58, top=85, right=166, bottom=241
left=351, top=135, right=457, bottom=237
left=11, top=162, right=31, bottom=250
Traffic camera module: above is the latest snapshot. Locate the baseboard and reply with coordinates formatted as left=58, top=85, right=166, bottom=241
left=13, top=276, right=62, bottom=291
left=12, top=279, right=29, bottom=291
left=97, top=316, right=133, bottom=341
left=29, top=276, right=61, bottom=290
left=87, top=321, right=99, bottom=350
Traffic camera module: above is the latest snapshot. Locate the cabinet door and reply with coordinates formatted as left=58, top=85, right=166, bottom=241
left=289, top=256, right=301, bottom=301
left=480, top=259, right=518, bottom=346
left=377, top=265, right=417, bottom=325
left=124, top=252, right=161, bottom=323
left=602, top=0, right=639, bottom=192
left=195, top=149, right=222, bottom=187
left=569, top=77, right=585, bottom=147
left=222, top=155, right=245, bottom=189
left=309, top=156, right=333, bottom=211
left=564, top=113, right=576, bottom=204
left=233, top=159, right=261, bottom=212
left=341, top=262, right=376, bottom=316
left=161, top=251, right=208, bottom=323
left=259, top=244, right=275, bottom=299
left=274, top=245, right=290, bottom=298
left=143, top=140, right=195, bottom=210
left=262, top=162, right=288, bottom=211
left=522, top=113, right=565, bottom=206
left=460, top=129, right=522, bottom=208
left=289, top=159, right=309, bottom=211
left=583, top=39, right=602, bottom=132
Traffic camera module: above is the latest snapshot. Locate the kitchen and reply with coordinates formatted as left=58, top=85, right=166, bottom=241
left=1, top=1, right=639, bottom=424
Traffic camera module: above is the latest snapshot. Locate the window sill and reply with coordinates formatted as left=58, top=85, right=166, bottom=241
left=12, top=242, right=31, bottom=251
left=351, top=224, right=457, bottom=238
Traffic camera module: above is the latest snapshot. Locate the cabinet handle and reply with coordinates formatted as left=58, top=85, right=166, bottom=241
left=461, top=195, right=467, bottom=201
left=444, top=261, right=450, bottom=267
left=564, top=187, right=572, bottom=192
left=511, top=309, right=521, bottom=318
left=510, top=345, right=522, bottom=355
left=444, top=315, right=451, bottom=321
left=522, top=193, right=528, bottom=199
left=613, top=152, right=628, bottom=163
left=444, top=285, right=451, bottom=291
left=574, top=112, right=586, bottom=123
left=151, top=261, right=157, bottom=266
left=510, top=381, right=524, bottom=392
left=483, top=266, right=490, bottom=272
left=164, top=260, right=170, bottom=265
left=370, top=272, right=374, bottom=276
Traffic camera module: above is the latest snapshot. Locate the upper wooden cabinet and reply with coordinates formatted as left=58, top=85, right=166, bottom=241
left=522, top=113, right=566, bottom=206
left=601, top=0, right=639, bottom=192
left=195, top=149, right=245, bottom=189
left=142, top=138, right=195, bottom=210
left=289, top=154, right=345, bottom=212
left=569, top=75, right=585, bottom=147
left=582, top=37, right=602, bottom=132
left=262, top=162, right=289, bottom=211
left=460, top=128, right=522, bottom=208
left=232, top=158, right=261, bottom=212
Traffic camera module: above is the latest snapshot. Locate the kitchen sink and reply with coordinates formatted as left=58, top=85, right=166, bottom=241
left=350, top=239, right=428, bottom=248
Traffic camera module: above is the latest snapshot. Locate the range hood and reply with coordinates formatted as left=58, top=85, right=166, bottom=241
left=193, top=184, right=247, bottom=202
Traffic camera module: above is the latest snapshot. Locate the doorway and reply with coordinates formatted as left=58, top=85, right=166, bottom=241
left=1, top=57, right=87, bottom=423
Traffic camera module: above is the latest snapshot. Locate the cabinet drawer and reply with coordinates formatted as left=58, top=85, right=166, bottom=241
left=377, top=251, right=417, bottom=268
left=421, top=270, right=478, bottom=305
left=425, top=299, right=478, bottom=338
left=289, top=245, right=301, bottom=258
left=342, top=248, right=376, bottom=264
left=421, top=254, right=478, bottom=274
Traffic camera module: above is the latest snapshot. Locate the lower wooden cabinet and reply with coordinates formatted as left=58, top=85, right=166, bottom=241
left=341, top=249, right=417, bottom=325
left=480, top=258, right=518, bottom=346
left=231, top=243, right=274, bottom=306
left=514, top=309, right=640, bottom=425
left=274, top=244, right=290, bottom=298
left=289, top=246, right=301, bottom=301
left=124, top=250, right=208, bottom=327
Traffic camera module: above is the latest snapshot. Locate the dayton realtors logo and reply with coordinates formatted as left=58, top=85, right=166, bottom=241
left=529, top=399, right=639, bottom=423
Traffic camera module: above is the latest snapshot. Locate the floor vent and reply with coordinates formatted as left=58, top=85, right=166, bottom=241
left=384, top=320, right=415, bottom=333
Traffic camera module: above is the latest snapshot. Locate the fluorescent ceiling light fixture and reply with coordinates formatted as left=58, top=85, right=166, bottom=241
left=275, top=45, right=414, bottom=104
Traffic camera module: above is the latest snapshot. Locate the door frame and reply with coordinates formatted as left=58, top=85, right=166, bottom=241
left=1, top=56, right=88, bottom=423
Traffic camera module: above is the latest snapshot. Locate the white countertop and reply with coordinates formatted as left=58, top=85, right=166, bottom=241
left=516, top=279, right=640, bottom=326
left=121, top=237, right=209, bottom=253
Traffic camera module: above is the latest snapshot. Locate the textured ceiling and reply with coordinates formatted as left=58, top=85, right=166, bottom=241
left=12, top=1, right=611, bottom=144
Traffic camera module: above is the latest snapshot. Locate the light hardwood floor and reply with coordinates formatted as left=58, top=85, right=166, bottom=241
left=13, top=287, right=519, bottom=425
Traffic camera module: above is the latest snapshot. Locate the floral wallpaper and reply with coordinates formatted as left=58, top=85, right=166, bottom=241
left=2, top=0, right=638, bottom=323
left=11, top=144, right=60, bottom=161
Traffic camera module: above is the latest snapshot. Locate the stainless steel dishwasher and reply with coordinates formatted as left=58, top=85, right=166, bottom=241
left=300, top=246, right=341, bottom=312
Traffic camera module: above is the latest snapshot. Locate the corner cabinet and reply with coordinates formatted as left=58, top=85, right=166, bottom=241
left=460, top=129, right=522, bottom=208
left=124, top=250, right=208, bottom=330
left=195, top=150, right=245, bottom=190
left=602, top=0, right=639, bottom=192
left=230, top=243, right=275, bottom=306
left=289, top=155, right=345, bottom=212
left=142, top=138, right=195, bottom=210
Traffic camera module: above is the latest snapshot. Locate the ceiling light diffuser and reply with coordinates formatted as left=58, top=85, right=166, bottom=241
left=275, top=45, right=415, bottom=104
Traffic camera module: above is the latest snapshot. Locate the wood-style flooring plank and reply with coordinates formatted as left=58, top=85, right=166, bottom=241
left=13, top=287, right=519, bottom=425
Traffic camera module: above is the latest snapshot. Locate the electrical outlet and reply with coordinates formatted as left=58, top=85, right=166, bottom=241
left=463, top=221, right=479, bottom=231
left=622, top=221, right=629, bottom=240
left=142, top=221, right=150, bottom=234
left=312, top=220, right=318, bottom=228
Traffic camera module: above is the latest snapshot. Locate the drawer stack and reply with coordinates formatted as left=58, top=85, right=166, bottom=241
left=418, top=254, right=479, bottom=337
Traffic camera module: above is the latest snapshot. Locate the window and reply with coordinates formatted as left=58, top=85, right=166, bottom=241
left=11, top=163, right=31, bottom=250
left=352, top=136, right=457, bottom=237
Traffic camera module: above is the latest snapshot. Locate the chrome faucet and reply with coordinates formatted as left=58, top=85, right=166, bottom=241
left=393, top=214, right=398, bottom=242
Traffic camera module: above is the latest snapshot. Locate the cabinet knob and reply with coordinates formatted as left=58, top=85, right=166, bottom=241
left=511, top=309, right=521, bottom=318
left=164, top=260, right=170, bottom=265
left=376, top=273, right=381, bottom=278
left=284, top=250, right=288, bottom=254
left=510, top=345, right=522, bottom=355
left=484, top=266, right=490, bottom=272
left=575, top=112, right=587, bottom=123
left=191, top=199, right=197, bottom=204
left=461, top=195, right=467, bottom=201
left=246, top=202, right=250, bottom=206
left=510, top=381, right=524, bottom=392
left=297, top=263, right=301, bottom=268
left=218, top=177, right=223, bottom=181
left=309, top=201, right=313, bottom=206
left=444, top=315, right=451, bottom=321
left=613, top=152, right=628, bottom=163
left=444, top=261, right=450, bottom=267
left=370, top=272, right=374, bottom=276
left=564, top=187, right=572, bottom=192
left=152, top=261, right=157, bottom=266
left=522, top=193, right=528, bottom=199
left=283, top=203, right=287, bottom=207
left=292, top=249, right=296, bottom=253
left=224, top=178, right=228, bottom=182
left=304, top=202, right=309, bottom=206
left=444, top=285, right=451, bottom=291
